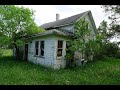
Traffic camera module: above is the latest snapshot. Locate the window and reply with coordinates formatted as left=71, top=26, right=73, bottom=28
left=57, top=40, right=63, bottom=57
left=35, top=41, right=39, bottom=56
left=40, top=41, right=44, bottom=56
left=35, top=40, right=45, bottom=57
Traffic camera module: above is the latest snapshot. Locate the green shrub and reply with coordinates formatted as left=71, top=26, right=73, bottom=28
left=94, top=42, right=120, bottom=59
left=0, top=48, right=3, bottom=57
left=105, top=43, right=120, bottom=58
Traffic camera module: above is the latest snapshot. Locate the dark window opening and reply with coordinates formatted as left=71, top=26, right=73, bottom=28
left=35, top=41, right=39, bottom=55
left=40, top=41, right=44, bottom=56
left=58, top=40, right=63, bottom=48
left=36, top=49, right=38, bottom=55
left=57, top=40, right=63, bottom=57
left=41, top=49, right=44, bottom=56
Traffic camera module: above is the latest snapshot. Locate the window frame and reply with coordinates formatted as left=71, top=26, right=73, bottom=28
left=34, top=40, right=45, bottom=57
left=57, top=40, right=63, bottom=57
left=35, top=41, right=40, bottom=56
left=40, top=40, right=45, bottom=57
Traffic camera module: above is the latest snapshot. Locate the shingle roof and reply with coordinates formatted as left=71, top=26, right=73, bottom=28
left=40, top=11, right=90, bottom=29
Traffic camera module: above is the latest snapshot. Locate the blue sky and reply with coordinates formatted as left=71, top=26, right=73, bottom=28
left=18, top=5, right=110, bottom=28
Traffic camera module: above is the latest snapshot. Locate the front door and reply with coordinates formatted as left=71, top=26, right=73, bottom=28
left=25, top=44, right=28, bottom=61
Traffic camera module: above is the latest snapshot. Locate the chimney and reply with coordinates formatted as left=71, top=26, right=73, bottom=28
left=56, top=14, right=60, bottom=21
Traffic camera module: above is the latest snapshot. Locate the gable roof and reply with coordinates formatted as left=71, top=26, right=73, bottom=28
left=40, top=10, right=90, bottom=29
left=26, top=10, right=97, bottom=39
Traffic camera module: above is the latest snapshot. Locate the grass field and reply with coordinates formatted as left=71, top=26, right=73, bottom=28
left=0, top=49, right=120, bottom=85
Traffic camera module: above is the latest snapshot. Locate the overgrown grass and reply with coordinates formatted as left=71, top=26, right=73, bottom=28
left=0, top=49, right=120, bottom=85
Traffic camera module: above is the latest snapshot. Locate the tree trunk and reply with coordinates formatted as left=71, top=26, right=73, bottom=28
left=14, top=44, right=20, bottom=60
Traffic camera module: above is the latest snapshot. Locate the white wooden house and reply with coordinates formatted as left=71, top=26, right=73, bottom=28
left=14, top=10, right=97, bottom=69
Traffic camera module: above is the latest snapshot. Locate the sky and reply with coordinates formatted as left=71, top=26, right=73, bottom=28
left=18, top=5, right=110, bottom=28
left=17, top=5, right=119, bottom=42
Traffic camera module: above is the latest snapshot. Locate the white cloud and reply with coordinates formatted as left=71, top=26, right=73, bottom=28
left=18, top=5, right=59, bottom=25
left=59, top=5, right=109, bottom=27
left=17, top=5, right=109, bottom=28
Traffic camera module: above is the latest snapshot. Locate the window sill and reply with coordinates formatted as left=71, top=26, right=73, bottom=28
left=34, top=55, right=45, bottom=58
left=56, top=56, right=63, bottom=60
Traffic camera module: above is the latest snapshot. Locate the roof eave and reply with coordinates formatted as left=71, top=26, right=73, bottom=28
left=26, top=29, right=70, bottom=39
left=43, top=23, right=74, bottom=30
left=88, top=11, right=97, bottom=34
left=75, top=11, right=97, bottom=35
left=75, top=11, right=90, bottom=23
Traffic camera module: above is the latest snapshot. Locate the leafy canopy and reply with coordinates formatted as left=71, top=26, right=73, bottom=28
left=0, top=5, right=44, bottom=47
left=101, top=5, right=120, bottom=39
left=65, top=17, right=102, bottom=63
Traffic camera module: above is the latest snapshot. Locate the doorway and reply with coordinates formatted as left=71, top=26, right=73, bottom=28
left=25, top=44, right=28, bottom=61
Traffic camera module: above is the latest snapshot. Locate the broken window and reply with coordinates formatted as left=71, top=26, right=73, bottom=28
left=57, top=40, right=63, bottom=57
left=35, top=41, right=39, bottom=56
left=40, top=41, right=44, bottom=56
left=35, top=40, right=45, bottom=57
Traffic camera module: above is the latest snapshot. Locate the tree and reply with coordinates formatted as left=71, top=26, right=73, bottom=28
left=73, top=18, right=94, bottom=61
left=65, top=18, right=102, bottom=67
left=102, top=5, right=120, bottom=24
left=97, top=19, right=120, bottom=59
left=98, top=20, right=109, bottom=42
left=0, top=5, right=44, bottom=59
left=101, top=5, right=120, bottom=40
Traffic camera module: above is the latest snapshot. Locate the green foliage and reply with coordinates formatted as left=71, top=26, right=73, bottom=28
left=93, top=37, right=120, bottom=59
left=97, top=18, right=120, bottom=59
left=95, top=42, right=120, bottom=59
left=0, top=5, right=44, bottom=48
left=0, top=49, right=120, bottom=85
left=98, top=20, right=109, bottom=41
left=101, top=5, right=120, bottom=39
left=0, top=5, right=44, bottom=59
left=65, top=17, right=102, bottom=66
left=102, top=5, right=120, bottom=24
left=72, top=18, right=94, bottom=58
left=0, top=48, right=12, bottom=57
left=65, top=46, right=74, bottom=68
left=105, top=42, right=120, bottom=58
left=0, top=48, right=4, bottom=57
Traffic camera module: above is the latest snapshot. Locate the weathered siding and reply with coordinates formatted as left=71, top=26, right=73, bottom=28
left=85, top=14, right=96, bottom=39
left=58, top=14, right=96, bottom=37
left=28, top=37, right=55, bottom=68
left=28, top=35, right=70, bottom=69
left=53, top=36, right=69, bottom=69
left=59, top=25, right=74, bottom=33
